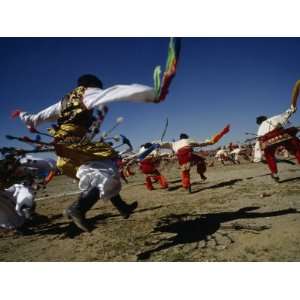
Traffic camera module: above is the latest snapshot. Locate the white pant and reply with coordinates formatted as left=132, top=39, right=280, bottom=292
left=5, top=184, right=35, bottom=217
left=0, top=191, right=26, bottom=229
left=76, top=160, right=121, bottom=200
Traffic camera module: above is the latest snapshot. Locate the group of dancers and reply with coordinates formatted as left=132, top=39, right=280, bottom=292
left=1, top=38, right=300, bottom=234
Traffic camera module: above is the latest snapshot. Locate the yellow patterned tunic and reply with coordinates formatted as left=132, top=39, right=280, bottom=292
left=50, top=86, right=117, bottom=178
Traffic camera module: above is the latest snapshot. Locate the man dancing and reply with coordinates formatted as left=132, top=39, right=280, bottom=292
left=0, top=148, right=39, bottom=230
left=253, top=80, right=300, bottom=182
left=215, top=146, right=234, bottom=165
left=16, top=74, right=173, bottom=231
left=160, top=126, right=229, bottom=192
left=254, top=107, right=299, bottom=181
left=138, top=143, right=169, bottom=191
left=14, top=38, right=181, bottom=232
left=171, top=133, right=208, bottom=192
left=230, top=145, right=250, bottom=164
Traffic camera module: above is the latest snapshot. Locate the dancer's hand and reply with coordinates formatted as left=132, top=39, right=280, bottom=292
left=290, top=104, right=297, bottom=113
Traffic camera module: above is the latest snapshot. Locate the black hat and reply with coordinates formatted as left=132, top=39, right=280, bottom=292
left=142, top=142, right=153, bottom=149
left=179, top=133, right=189, bottom=139
left=256, top=116, right=267, bottom=125
left=77, top=74, right=103, bottom=89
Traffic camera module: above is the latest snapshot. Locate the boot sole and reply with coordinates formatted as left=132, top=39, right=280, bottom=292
left=64, top=209, right=90, bottom=232
left=71, top=217, right=91, bottom=232
left=122, top=202, right=138, bottom=219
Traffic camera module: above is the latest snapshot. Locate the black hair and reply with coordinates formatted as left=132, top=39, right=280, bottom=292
left=77, top=74, right=103, bottom=89
left=179, top=133, right=189, bottom=139
left=142, top=142, right=153, bottom=149
left=256, top=116, right=267, bottom=125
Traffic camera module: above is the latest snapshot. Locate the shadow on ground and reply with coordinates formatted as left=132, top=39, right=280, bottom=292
left=19, top=205, right=164, bottom=239
left=167, top=173, right=272, bottom=194
left=167, top=178, right=243, bottom=193
left=191, top=179, right=243, bottom=193
left=279, top=176, right=300, bottom=183
left=137, top=206, right=298, bottom=260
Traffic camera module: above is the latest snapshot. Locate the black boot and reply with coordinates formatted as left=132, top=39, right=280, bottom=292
left=200, top=174, right=207, bottom=181
left=65, top=187, right=100, bottom=232
left=110, top=194, right=138, bottom=219
left=271, top=173, right=280, bottom=183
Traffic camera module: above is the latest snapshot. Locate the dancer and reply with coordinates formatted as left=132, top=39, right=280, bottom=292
left=138, top=143, right=169, bottom=191
left=160, top=125, right=230, bottom=192
left=253, top=80, right=300, bottom=181
left=215, top=147, right=233, bottom=165
left=0, top=148, right=44, bottom=229
left=254, top=107, right=299, bottom=181
left=15, top=76, right=164, bottom=231
left=230, top=145, right=250, bottom=164
left=13, top=38, right=181, bottom=232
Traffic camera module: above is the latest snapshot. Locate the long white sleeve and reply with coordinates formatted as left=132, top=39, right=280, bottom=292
left=171, top=139, right=205, bottom=153
left=19, top=102, right=62, bottom=128
left=83, top=84, right=157, bottom=110
left=19, top=84, right=156, bottom=128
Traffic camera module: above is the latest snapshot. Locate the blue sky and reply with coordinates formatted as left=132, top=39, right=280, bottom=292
left=1, top=37, right=300, bottom=153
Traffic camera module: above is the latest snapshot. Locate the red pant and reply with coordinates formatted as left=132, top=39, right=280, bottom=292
left=264, top=137, right=300, bottom=174
left=177, top=147, right=207, bottom=189
left=181, top=170, right=191, bottom=189
left=144, top=172, right=168, bottom=190
left=140, top=159, right=168, bottom=190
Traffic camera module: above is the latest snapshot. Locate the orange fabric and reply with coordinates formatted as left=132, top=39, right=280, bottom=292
left=211, top=124, right=230, bottom=144
left=145, top=176, right=154, bottom=190
left=44, top=170, right=55, bottom=184
left=144, top=174, right=168, bottom=190
left=157, top=175, right=168, bottom=189
left=181, top=170, right=190, bottom=189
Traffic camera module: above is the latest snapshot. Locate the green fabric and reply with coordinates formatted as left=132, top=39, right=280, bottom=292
left=152, top=37, right=180, bottom=100
left=153, top=65, right=162, bottom=98
left=165, top=37, right=176, bottom=71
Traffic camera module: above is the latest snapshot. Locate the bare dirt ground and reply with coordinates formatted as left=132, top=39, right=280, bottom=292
left=1, top=159, right=300, bottom=262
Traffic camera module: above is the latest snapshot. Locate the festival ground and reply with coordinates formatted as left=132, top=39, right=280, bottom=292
left=1, top=159, right=300, bottom=262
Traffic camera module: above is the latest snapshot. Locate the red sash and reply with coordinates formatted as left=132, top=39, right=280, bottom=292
left=259, top=127, right=298, bottom=150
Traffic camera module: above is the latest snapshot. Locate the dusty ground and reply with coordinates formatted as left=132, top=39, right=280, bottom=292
left=1, top=159, right=300, bottom=262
